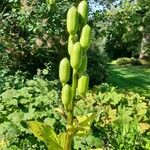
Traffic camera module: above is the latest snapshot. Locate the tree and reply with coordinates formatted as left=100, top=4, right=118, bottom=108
left=91, top=0, right=150, bottom=61
left=137, top=0, right=150, bottom=62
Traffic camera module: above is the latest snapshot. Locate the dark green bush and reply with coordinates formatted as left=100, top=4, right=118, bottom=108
left=115, top=57, right=131, bottom=65
left=0, top=74, right=61, bottom=149
left=0, top=0, right=74, bottom=79
left=130, top=57, right=142, bottom=65
left=87, top=50, right=109, bottom=88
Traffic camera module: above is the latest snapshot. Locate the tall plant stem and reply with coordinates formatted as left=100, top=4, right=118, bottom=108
left=64, top=69, right=78, bottom=150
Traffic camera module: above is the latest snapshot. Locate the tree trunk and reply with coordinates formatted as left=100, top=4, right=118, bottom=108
left=139, top=11, right=150, bottom=63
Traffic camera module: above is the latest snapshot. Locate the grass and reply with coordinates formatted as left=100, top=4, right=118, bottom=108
left=108, top=64, right=150, bottom=98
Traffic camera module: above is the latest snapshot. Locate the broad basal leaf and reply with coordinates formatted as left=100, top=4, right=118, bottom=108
left=58, top=132, right=66, bottom=149
left=28, top=121, right=62, bottom=150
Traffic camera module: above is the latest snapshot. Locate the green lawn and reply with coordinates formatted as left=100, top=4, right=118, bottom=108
left=109, top=64, right=150, bottom=98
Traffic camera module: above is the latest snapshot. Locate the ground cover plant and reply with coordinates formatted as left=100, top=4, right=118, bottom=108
left=0, top=75, right=150, bottom=149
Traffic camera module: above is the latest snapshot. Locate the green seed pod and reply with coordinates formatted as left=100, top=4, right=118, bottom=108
left=68, top=34, right=78, bottom=55
left=78, top=55, right=87, bottom=75
left=59, top=58, right=70, bottom=84
left=77, top=73, right=89, bottom=96
left=78, top=0, right=88, bottom=26
left=80, top=24, right=92, bottom=52
left=61, top=84, right=72, bottom=111
left=67, top=6, right=79, bottom=35
left=71, top=42, right=83, bottom=70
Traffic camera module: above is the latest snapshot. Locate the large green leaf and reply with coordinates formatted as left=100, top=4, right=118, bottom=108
left=0, top=139, right=7, bottom=149
left=58, top=132, right=66, bottom=149
left=28, top=121, right=62, bottom=150
left=72, top=113, right=95, bottom=136
left=76, top=113, right=95, bottom=126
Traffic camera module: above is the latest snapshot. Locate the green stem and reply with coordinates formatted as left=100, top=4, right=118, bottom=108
left=71, top=69, right=78, bottom=110
left=64, top=132, right=72, bottom=150
left=64, top=69, right=78, bottom=150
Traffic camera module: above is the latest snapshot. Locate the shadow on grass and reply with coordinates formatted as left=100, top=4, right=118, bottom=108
left=108, top=64, right=150, bottom=98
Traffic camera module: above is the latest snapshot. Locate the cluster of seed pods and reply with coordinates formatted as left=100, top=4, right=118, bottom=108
left=59, top=0, right=91, bottom=111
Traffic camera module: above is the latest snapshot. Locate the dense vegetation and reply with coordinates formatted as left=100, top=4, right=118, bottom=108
left=0, top=0, right=150, bottom=149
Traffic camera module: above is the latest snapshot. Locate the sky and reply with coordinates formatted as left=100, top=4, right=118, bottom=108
left=89, top=0, right=103, bottom=12
left=89, top=0, right=122, bottom=12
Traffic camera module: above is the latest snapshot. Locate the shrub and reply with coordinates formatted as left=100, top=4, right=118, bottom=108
left=74, top=83, right=150, bottom=149
left=87, top=50, right=109, bottom=87
left=130, top=57, right=142, bottom=65
left=0, top=79, right=149, bottom=149
left=0, top=69, right=27, bottom=94
left=0, top=75, right=61, bottom=149
left=115, top=57, right=142, bottom=65
left=0, top=0, right=76, bottom=78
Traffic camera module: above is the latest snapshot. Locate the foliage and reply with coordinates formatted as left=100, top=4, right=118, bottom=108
left=113, top=57, right=142, bottom=65
left=92, top=0, right=145, bottom=59
left=0, top=0, right=150, bottom=150
left=137, top=0, right=150, bottom=60
left=0, top=71, right=149, bottom=150
left=91, top=0, right=150, bottom=60
left=74, top=83, right=150, bottom=149
left=87, top=50, right=109, bottom=87
left=0, top=68, right=26, bottom=94
left=0, top=0, right=78, bottom=77
left=0, top=73, right=61, bottom=149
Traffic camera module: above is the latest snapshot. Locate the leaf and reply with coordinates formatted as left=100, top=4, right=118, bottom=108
left=28, top=121, right=62, bottom=150
left=7, top=111, right=24, bottom=124
left=42, top=69, right=49, bottom=75
left=76, top=113, right=95, bottom=126
left=54, top=107, right=66, bottom=118
left=139, top=122, right=150, bottom=133
left=105, top=106, right=117, bottom=124
left=0, top=139, right=7, bottom=149
left=75, top=126, right=91, bottom=136
left=110, top=92, right=123, bottom=105
left=73, top=113, right=95, bottom=136
left=66, top=125, right=90, bottom=137
left=58, top=132, right=66, bottom=149
left=136, top=102, right=148, bottom=116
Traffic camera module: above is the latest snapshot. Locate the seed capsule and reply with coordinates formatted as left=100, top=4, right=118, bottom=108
left=78, top=0, right=88, bottom=26
left=80, top=24, right=92, bottom=52
left=70, top=42, right=83, bottom=70
left=77, top=73, right=89, bottom=96
left=59, top=58, right=70, bottom=84
left=67, top=6, right=79, bottom=35
left=61, top=84, right=72, bottom=111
